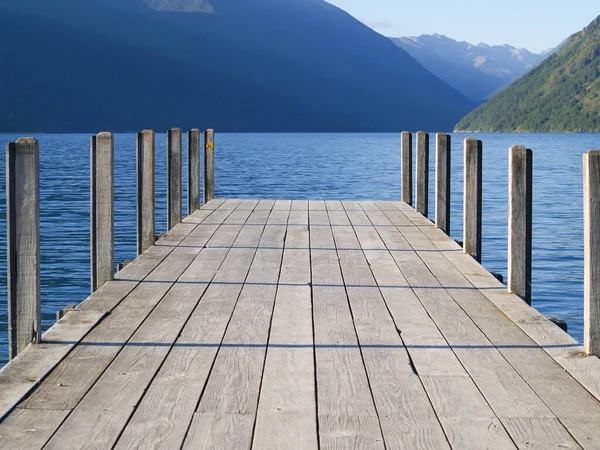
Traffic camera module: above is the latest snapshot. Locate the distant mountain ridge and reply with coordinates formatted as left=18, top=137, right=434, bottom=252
left=391, top=34, right=549, bottom=102
left=455, top=16, right=600, bottom=132
left=0, top=0, right=473, bottom=133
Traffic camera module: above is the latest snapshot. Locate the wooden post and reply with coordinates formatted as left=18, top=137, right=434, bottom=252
left=464, top=138, right=483, bottom=263
left=204, top=129, right=215, bottom=204
left=508, top=146, right=533, bottom=304
left=7, top=138, right=40, bottom=359
left=90, top=136, right=97, bottom=293
left=188, top=129, right=201, bottom=214
left=401, top=131, right=413, bottom=206
left=167, top=128, right=182, bottom=230
left=137, top=130, right=155, bottom=255
left=584, top=150, right=600, bottom=356
left=416, top=131, right=429, bottom=217
left=435, top=133, right=451, bottom=235
left=91, top=132, right=114, bottom=292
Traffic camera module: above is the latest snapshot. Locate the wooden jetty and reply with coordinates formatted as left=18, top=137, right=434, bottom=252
left=2, top=131, right=600, bottom=449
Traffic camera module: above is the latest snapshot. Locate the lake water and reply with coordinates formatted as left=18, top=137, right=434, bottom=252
left=0, top=132, right=599, bottom=367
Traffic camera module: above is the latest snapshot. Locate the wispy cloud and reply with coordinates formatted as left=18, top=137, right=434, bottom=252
left=361, top=19, right=394, bottom=31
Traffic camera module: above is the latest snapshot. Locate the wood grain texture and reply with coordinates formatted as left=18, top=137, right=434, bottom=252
left=115, top=206, right=269, bottom=450
left=416, top=131, right=429, bottom=217
left=43, top=216, right=246, bottom=449
left=309, top=209, right=384, bottom=448
left=508, top=146, right=533, bottom=304
left=435, top=133, right=451, bottom=235
left=463, top=138, right=482, bottom=262
left=0, top=311, right=106, bottom=421
left=6, top=138, right=40, bottom=359
left=188, top=129, right=201, bottom=214
left=4, top=198, right=600, bottom=450
left=167, top=128, right=183, bottom=230
left=585, top=150, right=600, bottom=357
left=137, top=130, right=155, bottom=255
left=192, top=211, right=289, bottom=449
left=253, top=208, right=318, bottom=450
left=0, top=409, right=69, bottom=450
left=339, top=203, right=450, bottom=449
left=203, top=129, right=215, bottom=203
left=402, top=131, right=413, bottom=205
left=94, top=133, right=114, bottom=290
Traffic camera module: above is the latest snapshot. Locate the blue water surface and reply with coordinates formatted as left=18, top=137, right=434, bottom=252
left=0, top=132, right=598, bottom=366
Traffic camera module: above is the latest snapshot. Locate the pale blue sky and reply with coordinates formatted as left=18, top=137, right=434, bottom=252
left=326, top=0, right=598, bottom=52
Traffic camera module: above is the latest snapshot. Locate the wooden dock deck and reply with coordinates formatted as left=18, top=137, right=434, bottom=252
left=2, top=198, right=600, bottom=449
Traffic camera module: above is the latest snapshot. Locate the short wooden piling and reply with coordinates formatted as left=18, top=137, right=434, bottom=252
left=584, top=150, right=600, bottom=356
left=204, top=129, right=215, bottom=204
left=167, top=128, right=182, bottom=230
left=6, top=138, right=41, bottom=359
left=401, top=131, right=413, bottom=206
left=464, top=138, right=483, bottom=263
left=416, top=131, right=429, bottom=217
left=137, top=130, right=155, bottom=255
left=188, top=129, right=201, bottom=214
left=91, top=133, right=114, bottom=292
left=508, top=146, right=533, bottom=304
left=435, top=133, right=451, bottom=235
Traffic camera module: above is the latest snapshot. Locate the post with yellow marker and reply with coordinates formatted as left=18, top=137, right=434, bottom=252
left=204, top=129, right=215, bottom=204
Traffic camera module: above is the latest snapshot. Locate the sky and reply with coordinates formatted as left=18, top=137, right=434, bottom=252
left=325, top=0, right=598, bottom=53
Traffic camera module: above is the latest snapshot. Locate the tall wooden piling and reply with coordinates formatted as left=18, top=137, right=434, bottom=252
left=401, top=131, right=413, bottom=206
left=435, top=133, right=451, bottom=235
left=416, top=131, right=429, bottom=217
left=167, top=128, right=182, bottom=230
left=137, top=130, right=155, bottom=255
left=188, top=129, right=201, bottom=214
left=508, top=146, right=533, bottom=304
left=204, top=129, right=215, bottom=204
left=584, top=150, right=600, bottom=356
left=464, top=138, right=483, bottom=263
left=6, top=138, right=40, bottom=359
left=91, top=133, right=114, bottom=292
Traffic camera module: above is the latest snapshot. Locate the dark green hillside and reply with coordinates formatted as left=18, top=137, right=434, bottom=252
left=0, top=0, right=473, bottom=133
left=455, top=16, right=600, bottom=132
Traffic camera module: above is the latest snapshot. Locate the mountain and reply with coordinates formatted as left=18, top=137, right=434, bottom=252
left=455, top=16, right=600, bottom=133
left=0, top=0, right=474, bottom=133
left=391, top=34, right=547, bottom=103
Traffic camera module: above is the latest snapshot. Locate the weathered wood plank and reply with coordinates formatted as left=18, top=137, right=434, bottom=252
left=419, top=223, right=600, bottom=403
left=374, top=205, right=559, bottom=425
left=189, top=211, right=289, bottom=449
left=18, top=205, right=248, bottom=414
left=253, top=208, right=318, bottom=450
left=0, top=311, right=107, bottom=422
left=115, top=207, right=271, bottom=450
left=338, top=203, right=451, bottom=449
left=42, top=211, right=255, bottom=449
left=309, top=209, right=384, bottom=448
left=0, top=409, right=69, bottom=450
